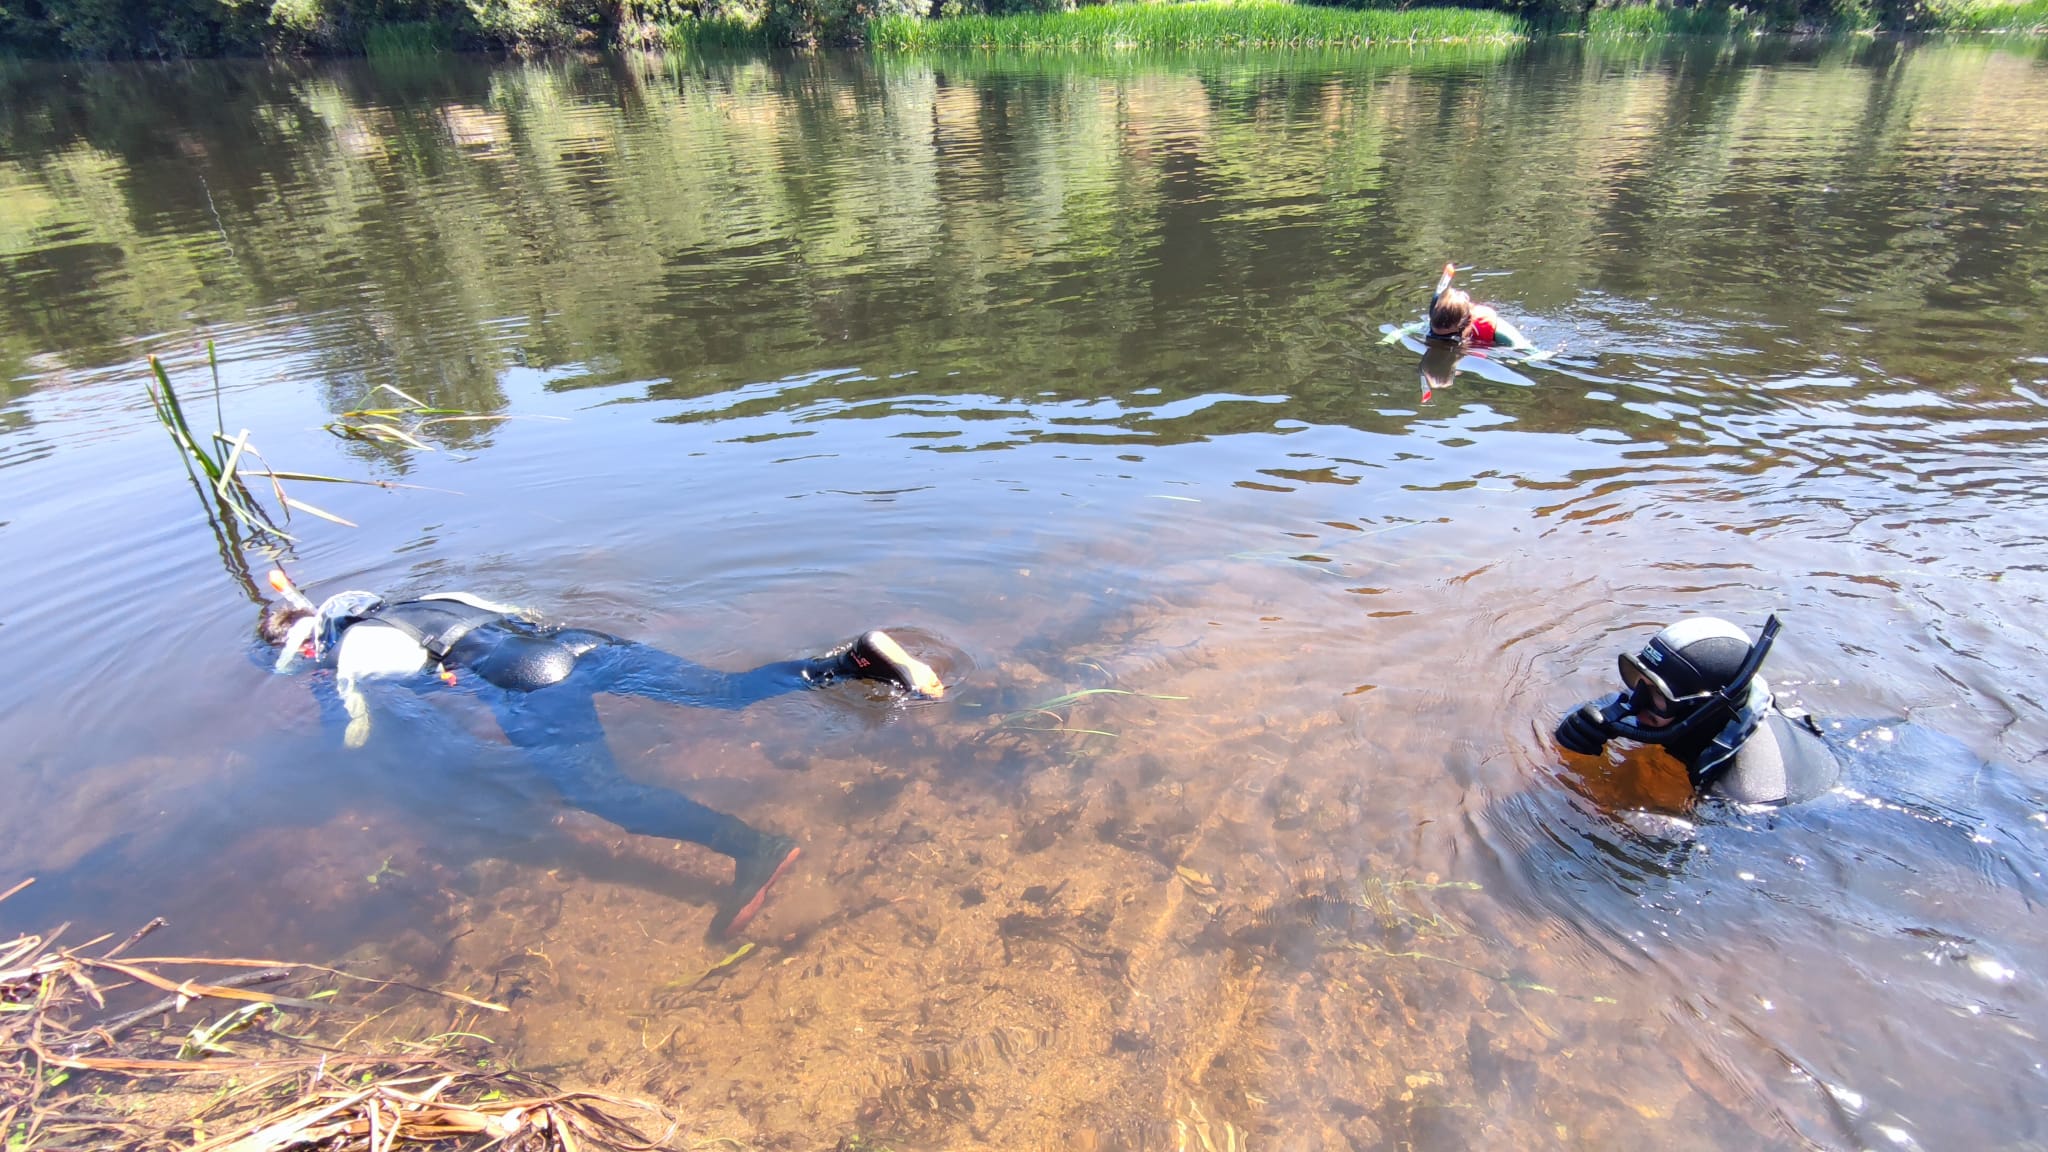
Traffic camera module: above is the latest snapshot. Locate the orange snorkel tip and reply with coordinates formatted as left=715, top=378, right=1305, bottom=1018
left=269, top=567, right=317, bottom=612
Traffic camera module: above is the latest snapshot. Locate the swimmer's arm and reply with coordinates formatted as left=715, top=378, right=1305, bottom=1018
left=330, top=624, right=434, bottom=748
left=1489, top=317, right=1538, bottom=351
left=307, top=671, right=353, bottom=741
left=418, top=590, right=532, bottom=621
left=311, top=668, right=481, bottom=755
left=1382, top=320, right=1428, bottom=345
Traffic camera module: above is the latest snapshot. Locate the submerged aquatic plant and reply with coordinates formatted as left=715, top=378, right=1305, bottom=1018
left=327, top=383, right=563, bottom=453
left=993, top=686, right=1190, bottom=742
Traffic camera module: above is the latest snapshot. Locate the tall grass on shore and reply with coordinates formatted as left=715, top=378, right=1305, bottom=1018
left=869, top=2, right=1527, bottom=50
left=361, top=19, right=453, bottom=55
left=1922, top=0, right=2048, bottom=29
left=660, top=14, right=773, bottom=49
left=1584, top=3, right=1763, bottom=35
left=1585, top=0, right=2047, bottom=33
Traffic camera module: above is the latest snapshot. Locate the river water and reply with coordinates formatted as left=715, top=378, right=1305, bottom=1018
left=4, top=37, right=2048, bottom=1150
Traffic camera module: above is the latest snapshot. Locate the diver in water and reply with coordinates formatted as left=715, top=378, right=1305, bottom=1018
left=260, top=570, right=944, bottom=936
left=1420, top=261, right=1536, bottom=350
left=1386, top=263, right=1540, bottom=351
left=1554, top=615, right=1841, bottom=807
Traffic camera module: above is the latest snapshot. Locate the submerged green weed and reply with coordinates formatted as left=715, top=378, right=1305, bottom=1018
left=870, top=2, right=1527, bottom=50
left=994, top=686, right=1189, bottom=741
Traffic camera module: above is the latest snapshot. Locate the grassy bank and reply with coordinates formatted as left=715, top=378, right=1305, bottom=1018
left=1584, top=5, right=1764, bottom=35
left=0, top=0, right=2041, bottom=60
left=1584, top=0, right=2048, bottom=33
left=868, top=2, right=1526, bottom=49
left=1919, top=0, right=2048, bottom=29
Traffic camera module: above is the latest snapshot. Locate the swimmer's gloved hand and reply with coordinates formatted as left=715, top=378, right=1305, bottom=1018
left=1556, top=692, right=1628, bottom=756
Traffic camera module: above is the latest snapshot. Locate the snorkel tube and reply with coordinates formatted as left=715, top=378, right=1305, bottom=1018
left=270, top=568, right=320, bottom=673
left=1425, top=262, right=1472, bottom=345
left=266, top=568, right=385, bottom=673
left=269, top=568, right=317, bottom=613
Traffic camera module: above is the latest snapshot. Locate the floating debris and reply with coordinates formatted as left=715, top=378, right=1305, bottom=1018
left=3, top=877, right=664, bottom=1152
left=1174, top=866, right=1219, bottom=897
left=992, top=687, right=1189, bottom=743
left=327, top=384, right=565, bottom=453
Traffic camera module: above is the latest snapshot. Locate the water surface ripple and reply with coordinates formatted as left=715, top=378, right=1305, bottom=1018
left=3, top=39, right=2047, bottom=1152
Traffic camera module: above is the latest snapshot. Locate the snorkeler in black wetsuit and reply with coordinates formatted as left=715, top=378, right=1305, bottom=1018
left=260, top=571, right=943, bottom=936
left=1554, top=615, right=1840, bottom=807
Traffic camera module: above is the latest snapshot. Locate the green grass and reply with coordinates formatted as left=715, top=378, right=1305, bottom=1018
left=361, top=20, right=454, bottom=55
left=868, top=2, right=1527, bottom=50
left=1584, top=0, right=2048, bottom=34
left=1584, top=4, right=1764, bottom=35
left=659, top=14, right=776, bottom=49
left=1920, top=0, right=2048, bottom=29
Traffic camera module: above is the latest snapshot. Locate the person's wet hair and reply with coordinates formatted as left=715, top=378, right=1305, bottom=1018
left=260, top=604, right=311, bottom=646
left=1429, top=288, right=1473, bottom=340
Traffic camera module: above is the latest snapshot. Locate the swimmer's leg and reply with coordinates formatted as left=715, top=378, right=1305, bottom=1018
left=491, top=682, right=798, bottom=935
left=583, top=631, right=942, bottom=707
left=573, top=640, right=817, bottom=711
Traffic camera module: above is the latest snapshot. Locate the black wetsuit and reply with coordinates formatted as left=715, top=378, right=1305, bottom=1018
left=1565, top=690, right=1841, bottom=807
left=324, top=599, right=853, bottom=862
left=1695, top=708, right=1841, bottom=806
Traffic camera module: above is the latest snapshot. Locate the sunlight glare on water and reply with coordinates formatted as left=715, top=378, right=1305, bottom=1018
left=2, top=38, right=2047, bottom=1151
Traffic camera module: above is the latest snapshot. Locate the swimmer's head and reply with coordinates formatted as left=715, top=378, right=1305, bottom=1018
left=261, top=603, right=312, bottom=646
left=1428, top=288, right=1473, bottom=342
left=1618, top=617, right=1759, bottom=726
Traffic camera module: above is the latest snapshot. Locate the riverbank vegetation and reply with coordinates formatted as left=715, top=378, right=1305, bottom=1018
left=1, top=878, right=673, bottom=1151
left=1580, top=0, right=2046, bottom=33
left=1918, top=0, right=2048, bottom=29
left=867, top=3, right=1523, bottom=50
left=1, top=0, right=2042, bottom=58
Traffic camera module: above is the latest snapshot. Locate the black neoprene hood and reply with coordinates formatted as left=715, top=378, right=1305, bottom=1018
left=1637, top=622, right=1754, bottom=700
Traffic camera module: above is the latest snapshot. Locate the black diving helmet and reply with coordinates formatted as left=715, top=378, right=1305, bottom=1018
left=1603, top=614, right=1780, bottom=748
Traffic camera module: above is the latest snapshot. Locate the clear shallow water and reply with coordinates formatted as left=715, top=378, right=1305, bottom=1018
left=4, top=38, right=2048, bottom=1150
